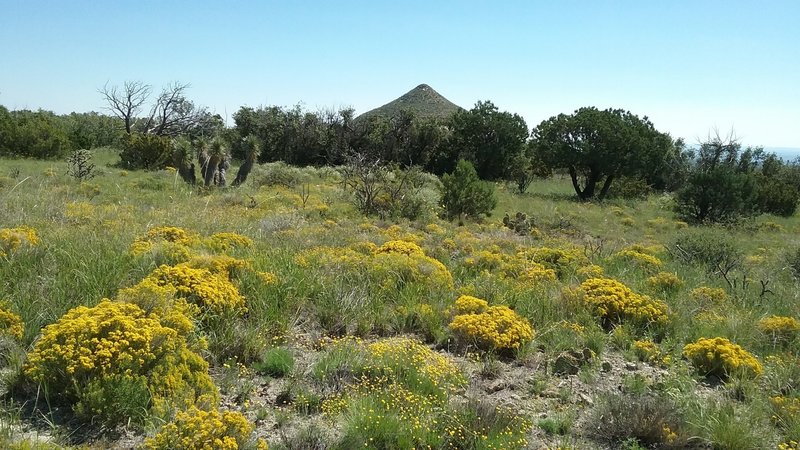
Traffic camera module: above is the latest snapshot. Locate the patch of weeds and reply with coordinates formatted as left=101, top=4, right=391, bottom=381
left=538, top=409, right=576, bottom=436
left=586, top=392, right=688, bottom=449
left=254, top=347, right=294, bottom=378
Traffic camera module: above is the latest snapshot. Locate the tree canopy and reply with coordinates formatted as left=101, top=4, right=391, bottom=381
left=439, top=101, right=529, bottom=180
left=532, top=107, right=674, bottom=200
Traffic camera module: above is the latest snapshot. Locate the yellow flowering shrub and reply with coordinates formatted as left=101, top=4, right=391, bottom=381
left=317, top=336, right=465, bottom=401
left=143, top=264, right=245, bottom=313
left=203, top=232, right=254, bottom=252
left=0, top=226, right=40, bottom=257
left=300, top=242, right=453, bottom=290
left=453, top=295, right=489, bottom=315
left=449, top=296, right=534, bottom=351
left=374, top=240, right=425, bottom=257
left=759, top=316, right=800, bottom=344
left=682, top=337, right=763, bottom=378
left=576, top=264, right=605, bottom=280
left=24, top=300, right=217, bottom=421
left=184, top=255, right=250, bottom=278
left=646, top=272, right=683, bottom=291
left=521, top=246, right=589, bottom=278
left=144, top=406, right=268, bottom=450
left=116, top=279, right=198, bottom=335
left=633, top=339, right=660, bottom=362
left=612, top=248, right=663, bottom=273
left=134, top=227, right=200, bottom=247
left=64, top=201, right=95, bottom=224
left=690, top=286, right=728, bottom=304
left=0, top=302, right=24, bottom=340
left=572, top=278, right=669, bottom=327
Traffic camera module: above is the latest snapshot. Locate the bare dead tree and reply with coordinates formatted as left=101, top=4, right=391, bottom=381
left=100, top=81, right=212, bottom=137
left=99, top=81, right=150, bottom=134
left=142, top=82, right=207, bottom=137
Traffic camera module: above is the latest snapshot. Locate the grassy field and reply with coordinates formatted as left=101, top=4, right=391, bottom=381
left=0, top=149, right=799, bottom=449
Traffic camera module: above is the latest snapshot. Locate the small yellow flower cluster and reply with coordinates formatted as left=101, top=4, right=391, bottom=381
left=116, top=279, right=198, bottom=335
left=573, top=278, right=669, bottom=327
left=183, top=255, right=250, bottom=278
left=521, top=246, right=589, bottom=278
left=454, top=295, right=489, bottom=315
left=131, top=226, right=201, bottom=255
left=613, top=248, right=663, bottom=273
left=256, top=271, right=279, bottom=285
left=662, top=424, right=678, bottom=443
left=299, top=242, right=453, bottom=290
left=0, top=302, right=24, bottom=340
left=449, top=295, right=534, bottom=351
left=690, top=286, right=728, bottom=304
left=759, top=316, right=800, bottom=344
left=462, top=247, right=557, bottom=284
left=557, top=320, right=586, bottom=334
left=144, top=405, right=268, bottom=450
left=129, top=227, right=194, bottom=260
left=424, top=223, right=446, bottom=234
left=374, top=239, right=425, bottom=257
left=0, top=226, right=40, bottom=258
left=203, top=232, right=254, bottom=253
left=778, top=441, right=799, bottom=450
left=632, top=339, right=662, bottom=363
left=576, top=264, right=605, bottom=280
left=367, top=337, right=466, bottom=392
left=519, top=264, right=558, bottom=284
left=682, top=337, right=763, bottom=378
left=770, top=396, right=800, bottom=430
left=646, top=272, right=683, bottom=291
left=24, top=300, right=216, bottom=410
left=142, top=264, right=246, bottom=314
left=64, top=201, right=95, bottom=224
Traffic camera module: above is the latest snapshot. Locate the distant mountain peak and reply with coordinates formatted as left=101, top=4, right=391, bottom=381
left=356, top=84, right=462, bottom=121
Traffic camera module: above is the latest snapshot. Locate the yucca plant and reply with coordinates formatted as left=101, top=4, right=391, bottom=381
left=202, top=136, right=228, bottom=187
left=171, top=137, right=196, bottom=184
left=233, top=135, right=261, bottom=186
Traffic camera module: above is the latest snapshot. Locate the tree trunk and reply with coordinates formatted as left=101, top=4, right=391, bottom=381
left=598, top=174, right=615, bottom=200
left=232, top=158, right=254, bottom=186
left=203, top=155, right=220, bottom=186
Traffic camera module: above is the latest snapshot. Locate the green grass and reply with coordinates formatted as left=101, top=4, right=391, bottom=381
left=1, top=149, right=799, bottom=448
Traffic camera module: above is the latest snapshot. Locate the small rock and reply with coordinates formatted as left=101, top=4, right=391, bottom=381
left=553, top=352, right=582, bottom=375
left=601, top=361, right=613, bottom=372
left=625, top=362, right=638, bottom=371
left=485, top=380, right=507, bottom=393
left=578, top=392, right=594, bottom=406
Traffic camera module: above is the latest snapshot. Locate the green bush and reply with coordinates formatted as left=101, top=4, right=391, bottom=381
left=119, top=133, right=173, bottom=170
left=670, top=227, right=742, bottom=273
left=607, top=176, right=652, bottom=200
left=440, top=159, right=497, bottom=220
left=756, top=176, right=799, bottom=217
left=674, top=167, right=757, bottom=224
left=786, top=247, right=800, bottom=279
left=0, top=108, right=72, bottom=159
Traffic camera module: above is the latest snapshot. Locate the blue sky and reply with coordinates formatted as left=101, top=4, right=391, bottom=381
left=1, top=1, right=798, bottom=148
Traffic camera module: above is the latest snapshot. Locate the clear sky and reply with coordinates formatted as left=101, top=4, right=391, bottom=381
left=1, top=1, right=798, bottom=148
